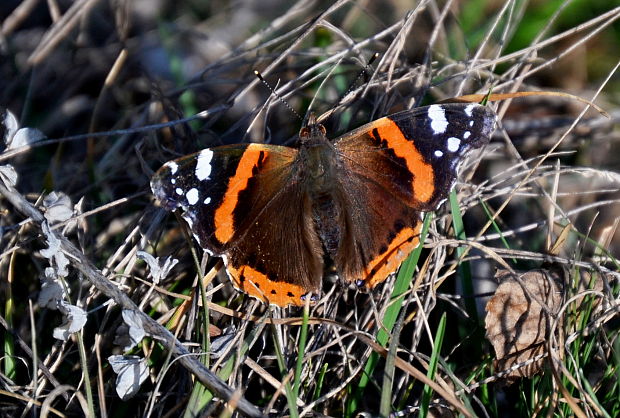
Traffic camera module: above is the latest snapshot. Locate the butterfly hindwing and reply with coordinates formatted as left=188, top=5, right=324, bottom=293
left=326, top=168, right=424, bottom=287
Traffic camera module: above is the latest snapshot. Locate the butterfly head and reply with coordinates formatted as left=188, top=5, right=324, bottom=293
left=299, top=113, right=328, bottom=146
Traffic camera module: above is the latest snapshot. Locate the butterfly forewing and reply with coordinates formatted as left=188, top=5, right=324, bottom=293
left=386, top=103, right=496, bottom=207
left=334, top=103, right=496, bottom=210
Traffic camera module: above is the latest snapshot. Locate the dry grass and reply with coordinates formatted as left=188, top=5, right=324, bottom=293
left=0, top=1, right=619, bottom=417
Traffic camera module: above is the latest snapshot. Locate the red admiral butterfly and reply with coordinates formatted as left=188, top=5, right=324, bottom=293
left=151, top=103, right=497, bottom=306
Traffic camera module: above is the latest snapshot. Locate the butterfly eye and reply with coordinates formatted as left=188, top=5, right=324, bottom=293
left=300, top=127, right=310, bottom=138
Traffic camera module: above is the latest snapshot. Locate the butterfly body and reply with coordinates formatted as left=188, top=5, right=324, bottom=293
left=151, top=103, right=497, bottom=306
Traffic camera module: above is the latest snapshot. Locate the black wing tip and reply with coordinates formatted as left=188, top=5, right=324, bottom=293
left=150, top=170, right=182, bottom=212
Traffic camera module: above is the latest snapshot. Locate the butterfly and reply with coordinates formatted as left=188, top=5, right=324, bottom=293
left=151, top=103, right=496, bottom=306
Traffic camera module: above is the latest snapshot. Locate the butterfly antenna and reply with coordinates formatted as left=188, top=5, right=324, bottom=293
left=318, top=53, right=379, bottom=124
left=254, top=70, right=303, bottom=123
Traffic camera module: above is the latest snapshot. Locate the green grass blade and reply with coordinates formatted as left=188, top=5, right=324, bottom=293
left=313, top=362, right=329, bottom=401
left=420, top=313, right=447, bottom=417
left=479, top=199, right=516, bottom=263
left=272, top=322, right=299, bottom=418
left=293, top=301, right=310, bottom=399
left=449, top=190, right=478, bottom=325
left=3, top=294, right=15, bottom=379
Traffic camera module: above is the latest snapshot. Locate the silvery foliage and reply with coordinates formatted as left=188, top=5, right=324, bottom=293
left=136, top=251, right=178, bottom=284
left=108, top=355, right=149, bottom=400
left=40, top=221, right=87, bottom=340
left=2, top=108, right=44, bottom=150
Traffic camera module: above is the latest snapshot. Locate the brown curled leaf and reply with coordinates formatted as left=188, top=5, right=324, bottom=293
left=485, top=269, right=564, bottom=382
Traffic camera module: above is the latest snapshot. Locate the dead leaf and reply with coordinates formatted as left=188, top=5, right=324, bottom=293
left=485, top=269, right=563, bottom=382
left=108, top=355, right=149, bottom=400
left=114, top=309, right=147, bottom=352
left=53, top=301, right=87, bottom=341
left=43, top=191, right=73, bottom=223
left=0, top=165, right=18, bottom=187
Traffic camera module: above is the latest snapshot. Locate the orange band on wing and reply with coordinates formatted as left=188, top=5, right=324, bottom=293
left=214, top=145, right=263, bottom=244
left=226, top=263, right=310, bottom=307
left=373, top=120, right=435, bottom=203
left=363, top=222, right=422, bottom=288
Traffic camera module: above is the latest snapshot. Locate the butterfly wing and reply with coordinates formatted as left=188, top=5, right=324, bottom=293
left=151, top=144, right=323, bottom=306
left=333, top=103, right=497, bottom=287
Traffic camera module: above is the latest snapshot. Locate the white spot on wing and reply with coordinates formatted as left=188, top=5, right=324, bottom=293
left=186, top=188, right=199, bottom=205
left=203, top=197, right=211, bottom=205
left=428, top=105, right=448, bottom=134
left=195, top=149, right=214, bottom=181
left=465, top=104, right=476, bottom=117
left=447, top=137, right=461, bottom=152
left=463, top=131, right=471, bottom=139
left=175, top=188, right=183, bottom=195
left=469, top=120, right=474, bottom=127
left=434, top=150, right=443, bottom=157
left=171, top=178, right=176, bottom=184
left=166, top=161, right=178, bottom=174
